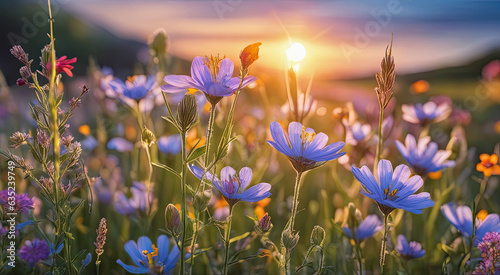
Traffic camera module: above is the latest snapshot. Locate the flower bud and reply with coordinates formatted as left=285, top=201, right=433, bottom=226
left=347, top=202, right=360, bottom=229
left=149, top=28, right=168, bottom=55
left=310, top=225, right=325, bottom=247
left=165, top=204, right=181, bottom=234
left=10, top=45, right=30, bottom=65
left=256, top=213, right=272, bottom=233
left=16, top=78, right=26, bottom=86
left=141, top=127, right=156, bottom=147
left=20, top=66, right=31, bottom=80
left=240, top=42, right=262, bottom=75
left=40, top=45, right=51, bottom=70
left=193, top=189, right=212, bottom=212
left=176, top=94, right=199, bottom=132
left=281, top=228, right=299, bottom=251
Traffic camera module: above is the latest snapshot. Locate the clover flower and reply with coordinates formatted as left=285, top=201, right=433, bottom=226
left=343, top=214, right=383, bottom=241
left=402, top=101, right=451, bottom=125
left=473, top=231, right=500, bottom=274
left=395, top=235, right=425, bottom=260
left=0, top=190, right=34, bottom=214
left=268, top=121, right=345, bottom=172
left=476, top=154, right=500, bottom=177
left=351, top=159, right=434, bottom=215
left=19, top=238, right=50, bottom=267
left=396, top=134, right=455, bottom=176
left=162, top=56, right=257, bottom=105
left=117, top=235, right=179, bottom=274
left=441, top=203, right=500, bottom=243
left=190, top=165, right=271, bottom=207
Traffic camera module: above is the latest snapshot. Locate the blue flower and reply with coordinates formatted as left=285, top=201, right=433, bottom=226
left=441, top=203, right=500, bottom=243
left=162, top=56, right=256, bottom=104
left=18, top=238, right=50, bottom=267
left=107, top=137, right=134, bottom=152
left=190, top=165, right=271, bottom=206
left=109, top=75, right=156, bottom=101
left=395, top=235, right=425, bottom=260
left=117, top=235, right=179, bottom=274
left=351, top=159, right=434, bottom=215
left=345, top=121, right=374, bottom=146
left=157, top=135, right=182, bottom=155
left=401, top=101, right=451, bottom=125
left=114, top=182, right=153, bottom=216
left=268, top=121, right=345, bottom=172
left=81, top=136, right=98, bottom=151
left=396, top=134, right=455, bottom=176
left=343, top=214, right=383, bottom=241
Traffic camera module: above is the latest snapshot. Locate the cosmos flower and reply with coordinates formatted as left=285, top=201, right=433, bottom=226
left=0, top=190, right=34, bottom=214
left=189, top=165, right=271, bottom=206
left=107, top=137, right=134, bottom=152
left=343, top=214, right=383, bottom=241
left=396, top=134, right=455, bottom=176
left=19, top=238, right=50, bottom=267
left=46, top=56, right=77, bottom=77
left=109, top=75, right=156, bottom=101
left=476, top=154, right=500, bottom=177
left=351, top=159, right=434, bottom=215
left=401, top=101, right=451, bottom=125
left=268, top=121, right=345, bottom=172
left=157, top=135, right=182, bottom=155
left=473, top=231, right=500, bottom=274
left=162, top=56, right=257, bottom=104
left=395, top=235, right=426, bottom=260
left=117, top=235, right=179, bottom=274
left=441, top=203, right=500, bottom=243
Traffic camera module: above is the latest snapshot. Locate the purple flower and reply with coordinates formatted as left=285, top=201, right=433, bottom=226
left=473, top=232, right=500, bottom=274
left=0, top=190, right=34, bottom=214
left=107, top=137, right=134, bottom=152
left=268, top=121, right=345, bottom=172
left=157, top=135, right=182, bottom=155
left=19, top=238, right=50, bottom=267
left=343, top=214, right=383, bottom=241
left=190, top=165, right=271, bottom=206
left=441, top=203, right=500, bottom=243
left=344, top=121, right=373, bottom=146
left=162, top=56, right=257, bottom=105
left=114, top=182, right=153, bottom=216
left=351, top=159, right=434, bottom=215
left=401, top=101, right=451, bottom=125
left=109, top=75, right=156, bottom=101
left=396, top=235, right=425, bottom=260
left=117, top=235, right=179, bottom=274
left=396, top=134, right=455, bottom=176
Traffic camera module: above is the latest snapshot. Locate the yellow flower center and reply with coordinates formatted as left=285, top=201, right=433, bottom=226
left=300, top=126, right=315, bottom=144
left=142, top=244, right=158, bottom=266
left=384, top=188, right=398, bottom=199
left=477, top=210, right=488, bottom=221
left=204, top=55, right=224, bottom=82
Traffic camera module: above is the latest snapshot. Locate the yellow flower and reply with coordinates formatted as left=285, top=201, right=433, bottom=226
left=476, top=154, right=500, bottom=177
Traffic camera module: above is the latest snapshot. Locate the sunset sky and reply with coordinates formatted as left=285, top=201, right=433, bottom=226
left=65, top=0, right=500, bottom=79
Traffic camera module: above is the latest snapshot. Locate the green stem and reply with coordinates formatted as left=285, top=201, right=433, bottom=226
left=380, top=214, right=389, bottom=274
left=374, top=106, right=384, bottom=172
left=201, top=105, right=216, bottom=188
left=188, top=211, right=200, bottom=274
left=284, top=171, right=303, bottom=275
left=351, top=229, right=363, bottom=273
left=222, top=205, right=234, bottom=275
left=180, top=130, right=187, bottom=275
left=474, top=176, right=489, bottom=206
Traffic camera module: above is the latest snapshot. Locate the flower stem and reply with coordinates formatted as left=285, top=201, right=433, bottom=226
left=202, top=105, right=216, bottom=189
left=188, top=211, right=200, bottom=274
left=374, top=106, right=384, bottom=172
left=283, top=171, right=303, bottom=274
left=380, top=213, right=389, bottom=274
left=222, top=205, right=234, bottom=275
left=474, top=176, right=489, bottom=207
left=351, top=229, right=363, bottom=273
left=180, top=130, right=188, bottom=275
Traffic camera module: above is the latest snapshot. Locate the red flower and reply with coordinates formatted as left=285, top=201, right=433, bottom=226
left=240, top=42, right=262, bottom=73
left=46, top=56, right=77, bottom=77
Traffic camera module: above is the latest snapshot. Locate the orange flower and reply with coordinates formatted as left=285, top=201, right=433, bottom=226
left=174, top=203, right=194, bottom=219
left=428, top=171, right=442, bottom=180
left=254, top=198, right=271, bottom=219
left=477, top=210, right=488, bottom=221
left=79, top=125, right=91, bottom=136
left=240, top=42, right=262, bottom=73
left=476, top=154, right=500, bottom=177
left=410, top=80, right=429, bottom=94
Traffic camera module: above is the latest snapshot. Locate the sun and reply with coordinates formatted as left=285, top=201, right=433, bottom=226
left=286, top=42, right=306, bottom=62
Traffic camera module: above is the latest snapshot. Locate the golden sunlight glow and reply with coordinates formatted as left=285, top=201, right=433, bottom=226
left=286, top=42, right=306, bottom=62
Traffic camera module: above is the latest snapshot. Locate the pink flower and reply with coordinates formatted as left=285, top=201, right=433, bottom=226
left=46, top=56, right=77, bottom=77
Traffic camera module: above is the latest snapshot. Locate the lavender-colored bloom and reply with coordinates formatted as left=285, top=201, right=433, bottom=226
left=401, top=101, right=451, bottom=125
left=190, top=165, right=271, bottom=206
left=117, top=235, right=179, bottom=274
left=157, top=135, right=182, bottom=155
left=396, top=134, right=455, bottom=176
left=351, top=159, right=434, bottom=215
left=343, top=214, right=383, bottom=241
left=396, top=235, right=426, bottom=260
left=114, top=182, right=152, bottom=215
left=109, top=75, right=156, bottom=101
left=107, top=137, right=134, bottom=152
left=268, top=121, right=345, bottom=172
left=162, top=56, right=256, bottom=104
left=81, top=136, right=98, bottom=151
left=0, top=190, right=34, bottom=214
left=19, top=238, right=50, bottom=267
left=345, top=121, right=373, bottom=146
left=441, top=203, right=500, bottom=243
left=473, top=232, right=500, bottom=274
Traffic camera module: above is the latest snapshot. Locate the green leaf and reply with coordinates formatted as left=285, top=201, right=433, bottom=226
left=152, top=162, right=181, bottom=179
left=186, top=146, right=206, bottom=163
left=229, top=232, right=250, bottom=244
left=161, top=116, right=182, bottom=133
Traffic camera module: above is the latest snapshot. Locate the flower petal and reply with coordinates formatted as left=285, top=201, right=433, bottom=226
left=269, top=122, right=293, bottom=156
left=377, top=160, right=393, bottom=192
left=157, top=235, right=170, bottom=264
left=116, top=259, right=149, bottom=274
left=217, top=58, right=234, bottom=83
left=191, top=56, right=211, bottom=87
left=137, top=236, right=153, bottom=253
left=123, top=240, right=143, bottom=266
left=288, top=122, right=303, bottom=157
left=239, top=167, right=253, bottom=190
left=239, top=183, right=271, bottom=202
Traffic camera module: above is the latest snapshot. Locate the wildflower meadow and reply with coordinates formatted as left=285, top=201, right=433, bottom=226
left=1, top=1, right=500, bottom=274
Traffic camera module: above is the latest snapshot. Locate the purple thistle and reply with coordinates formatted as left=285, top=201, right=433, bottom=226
left=19, top=238, right=50, bottom=267
left=0, top=190, right=34, bottom=214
